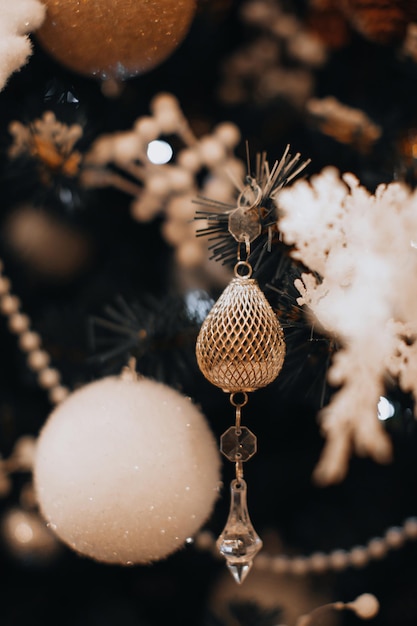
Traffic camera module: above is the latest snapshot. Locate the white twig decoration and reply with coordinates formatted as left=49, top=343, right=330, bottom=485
left=82, top=93, right=244, bottom=272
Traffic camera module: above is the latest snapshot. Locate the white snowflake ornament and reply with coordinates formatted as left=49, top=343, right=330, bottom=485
left=278, top=168, right=417, bottom=484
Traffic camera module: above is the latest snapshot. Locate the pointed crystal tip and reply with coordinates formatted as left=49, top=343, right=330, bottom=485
left=227, top=560, right=253, bottom=584
left=216, top=478, right=263, bottom=584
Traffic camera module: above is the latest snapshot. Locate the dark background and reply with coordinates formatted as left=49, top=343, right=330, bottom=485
left=1, top=1, right=417, bottom=625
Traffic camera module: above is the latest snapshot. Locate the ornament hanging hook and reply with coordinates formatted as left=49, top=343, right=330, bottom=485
left=237, top=180, right=262, bottom=213
left=229, top=181, right=262, bottom=254
left=237, top=239, right=251, bottom=263
left=235, top=460, right=244, bottom=484
left=230, top=391, right=248, bottom=433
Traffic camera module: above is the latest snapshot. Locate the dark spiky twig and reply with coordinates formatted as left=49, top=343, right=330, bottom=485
left=194, top=145, right=310, bottom=278
left=194, top=146, right=335, bottom=406
left=88, top=291, right=214, bottom=388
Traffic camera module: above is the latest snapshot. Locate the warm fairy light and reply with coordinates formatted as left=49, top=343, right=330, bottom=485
left=377, top=397, right=395, bottom=421
left=147, top=139, right=173, bottom=164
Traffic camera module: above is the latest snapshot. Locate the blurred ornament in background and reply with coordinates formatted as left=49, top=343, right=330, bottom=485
left=0, top=439, right=61, bottom=568
left=2, top=205, right=92, bottom=282
left=6, top=110, right=88, bottom=213
left=307, top=0, right=351, bottom=50
left=307, top=0, right=417, bottom=48
left=35, top=0, right=197, bottom=81
left=306, top=96, right=382, bottom=154
left=340, top=0, right=414, bottom=45
left=402, top=22, right=417, bottom=63
left=217, top=0, right=326, bottom=109
left=0, top=436, right=38, bottom=499
left=8, top=111, right=83, bottom=184
left=34, top=374, right=221, bottom=565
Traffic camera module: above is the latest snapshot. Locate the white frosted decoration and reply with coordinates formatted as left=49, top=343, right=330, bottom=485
left=0, top=0, right=45, bottom=91
left=34, top=376, right=221, bottom=565
left=278, top=168, right=417, bottom=485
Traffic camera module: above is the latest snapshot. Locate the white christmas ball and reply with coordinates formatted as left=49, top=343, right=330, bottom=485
left=34, top=376, right=221, bottom=565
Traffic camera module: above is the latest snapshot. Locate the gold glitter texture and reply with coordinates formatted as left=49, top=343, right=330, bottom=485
left=36, top=0, right=197, bottom=80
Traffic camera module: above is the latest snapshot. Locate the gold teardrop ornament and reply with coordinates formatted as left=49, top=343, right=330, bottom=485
left=196, top=270, right=285, bottom=393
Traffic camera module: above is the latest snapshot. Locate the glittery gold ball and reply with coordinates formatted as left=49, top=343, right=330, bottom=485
left=35, top=0, right=197, bottom=80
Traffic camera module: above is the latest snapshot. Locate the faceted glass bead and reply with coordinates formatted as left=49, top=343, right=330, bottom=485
left=220, top=426, right=257, bottom=462
left=217, top=478, right=263, bottom=584
left=228, top=206, right=261, bottom=243
left=196, top=276, right=285, bottom=392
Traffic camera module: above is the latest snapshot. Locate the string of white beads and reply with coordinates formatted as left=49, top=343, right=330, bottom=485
left=295, top=593, right=380, bottom=626
left=0, top=261, right=69, bottom=406
left=194, top=516, right=417, bottom=575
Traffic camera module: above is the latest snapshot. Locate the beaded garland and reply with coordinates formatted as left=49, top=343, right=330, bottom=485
left=0, top=260, right=69, bottom=406
left=195, top=518, right=417, bottom=576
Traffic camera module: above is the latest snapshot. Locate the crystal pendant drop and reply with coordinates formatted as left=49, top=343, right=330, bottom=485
left=216, top=478, right=262, bottom=584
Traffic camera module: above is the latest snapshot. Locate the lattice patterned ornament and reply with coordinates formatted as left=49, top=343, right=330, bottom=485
left=196, top=263, right=285, bottom=392
left=196, top=179, right=286, bottom=584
